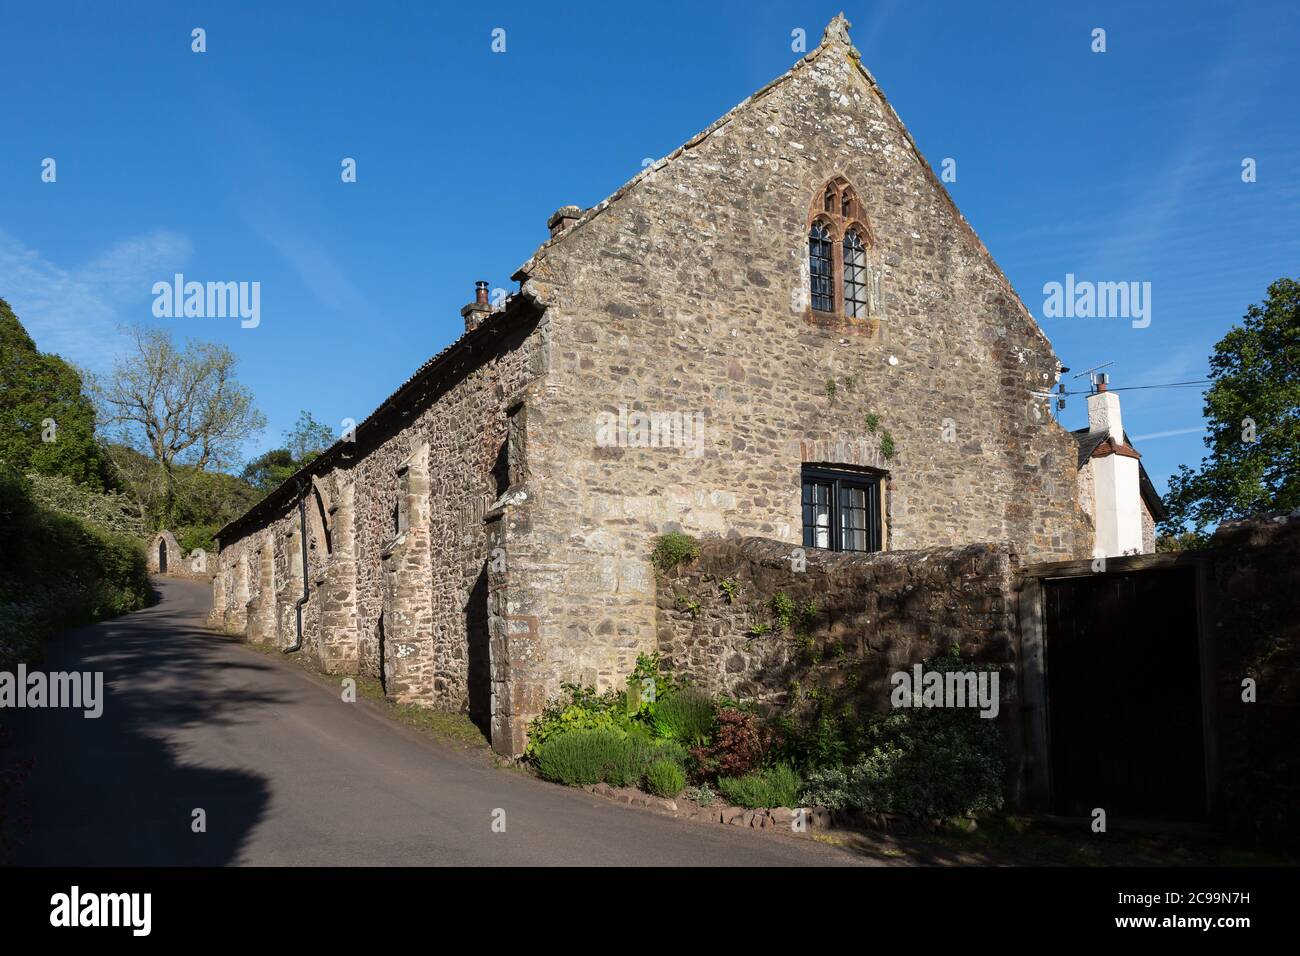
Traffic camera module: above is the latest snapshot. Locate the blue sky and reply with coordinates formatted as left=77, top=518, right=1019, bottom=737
left=2, top=1, right=1297, bottom=500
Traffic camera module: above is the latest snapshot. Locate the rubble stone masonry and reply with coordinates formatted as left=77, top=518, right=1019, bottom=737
left=214, top=20, right=1090, bottom=755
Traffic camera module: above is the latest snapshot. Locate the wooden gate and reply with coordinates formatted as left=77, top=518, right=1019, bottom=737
left=1038, top=565, right=1208, bottom=821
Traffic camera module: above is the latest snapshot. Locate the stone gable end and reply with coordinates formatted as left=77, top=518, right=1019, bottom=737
left=214, top=25, right=1090, bottom=756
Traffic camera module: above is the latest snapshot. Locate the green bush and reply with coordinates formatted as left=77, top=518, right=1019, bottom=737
left=645, top=759, right=686, bottom=798
left=650, top=687, right=715, bottom=746
left=651, top=532, right=700, bottom=571
left=626, top=652, right=678, bottom=716
left=23, top=472, right=144, bottom=536
left=534, top=729, right=626, bottom=787
left=651, top=738, right=689, bottom=767
left=524, top=682, right=632, bottom=759
left=718, top=763, right=802, bottom=809
left=800, top=707, right=1004, bottom=818
left=174, top=523, right=220, bottom=555
left=603, top=733, right=657, bottom=788
left=0, top=467, right=150, bottom=667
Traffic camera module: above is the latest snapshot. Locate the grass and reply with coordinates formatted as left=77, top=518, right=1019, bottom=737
left=233, top=638, right=491, bottom=753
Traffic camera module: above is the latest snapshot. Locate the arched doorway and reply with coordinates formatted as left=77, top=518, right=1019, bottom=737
left=158, top=538, right=168, bottom=573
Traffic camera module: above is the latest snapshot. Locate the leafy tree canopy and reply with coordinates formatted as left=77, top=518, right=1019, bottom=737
left=1162, top=277, right=1300, bottom=534
left=0, top=298, right=111, bottom=489
left=240, top=411, right=335, bottom=493
left=241, top=448, right=298, bottom=492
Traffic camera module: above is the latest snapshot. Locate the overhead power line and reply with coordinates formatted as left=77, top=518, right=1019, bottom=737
left=1058, top=379, right=1212, bottom=397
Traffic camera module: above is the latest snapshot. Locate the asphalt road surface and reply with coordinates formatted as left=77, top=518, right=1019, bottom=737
left=7, top=578, right=867, bottom=866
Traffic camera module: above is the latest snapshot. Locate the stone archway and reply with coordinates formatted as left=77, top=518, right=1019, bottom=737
left=148, top=530, right=182, bottom=574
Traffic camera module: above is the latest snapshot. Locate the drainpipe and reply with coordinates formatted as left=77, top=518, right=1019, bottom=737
left=283, top=485, right=310, bottom=653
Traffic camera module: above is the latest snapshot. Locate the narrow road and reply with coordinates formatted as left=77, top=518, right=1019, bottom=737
left=7, top=578, right=866, bottom=866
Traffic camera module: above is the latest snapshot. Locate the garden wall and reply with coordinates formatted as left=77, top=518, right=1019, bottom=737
left=656, top=537, right=1019, bottom=704
left=655, top=537, right=1024, bottom=789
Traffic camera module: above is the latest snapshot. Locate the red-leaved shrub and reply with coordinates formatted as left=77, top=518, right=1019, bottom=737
left=690, top=708, right=769, bottom=780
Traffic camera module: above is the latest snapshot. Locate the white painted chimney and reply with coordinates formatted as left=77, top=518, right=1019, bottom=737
left=1086, top=375, right=1143, bottom=556
left=1087, top=372, right=1124, bottom=440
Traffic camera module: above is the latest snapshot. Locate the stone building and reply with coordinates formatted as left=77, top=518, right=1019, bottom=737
left=213, top=16, right=1123, bottom=755
left=148, top=530, right=180, bottom=574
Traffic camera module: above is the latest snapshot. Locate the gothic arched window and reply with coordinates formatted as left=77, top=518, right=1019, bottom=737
left=809, top=223, right=834, bottom=313
left=843, top=228, right=868, bottom=318
left=806, top=177, right=877, bottom=323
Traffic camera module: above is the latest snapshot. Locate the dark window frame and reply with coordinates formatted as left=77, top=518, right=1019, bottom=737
left=801, top=465, right=884, bottom=553
left=843, top=228, right=868, bottom=318
left=808, top=222, right=834, bottom=313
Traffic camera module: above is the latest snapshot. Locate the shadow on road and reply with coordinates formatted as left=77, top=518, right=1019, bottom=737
left=4, top=579, right=277, bottom=866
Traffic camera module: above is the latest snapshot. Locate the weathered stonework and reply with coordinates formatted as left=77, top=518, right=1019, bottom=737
left=213, top=19, right=1094, bottom=755
left=655, top=537, right=1025, bottom=795
left=147, top=530, right=181, bottom=574
left=655, top=537, right=1019, bottom=707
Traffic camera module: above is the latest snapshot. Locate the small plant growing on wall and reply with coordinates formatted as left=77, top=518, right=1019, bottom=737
left=794, top=632, right=821, bottom=665
left=797, top=599, right=818, bottom=634
left=865, top=411, right=897, bottom=461
left=718, top=578, right=740, bottom=604
left=676, top=595, right=702, bottom=617
left=770, top=592, right=796, bottom=631
left=825, top=378, right=838, bottom=402
left=651, top=532, right=700, bottom=571
left=748, top=621, right=772, bottom=638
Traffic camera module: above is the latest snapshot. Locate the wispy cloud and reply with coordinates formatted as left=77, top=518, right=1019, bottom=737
left=1131, top=426, right=1205, bottom=442
left=0, top=228, right=192, bottom=368
left=248, top=220, right=369, bottom=315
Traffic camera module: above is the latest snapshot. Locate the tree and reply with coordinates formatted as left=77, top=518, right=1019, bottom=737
left=1162, top=278, right=1300, bottom=534
left=241, top=448, right=298, bottom=492
left=89, top=325, right=266, bottom=525
left=240, top=411, right=335, bottom=492
left=283, top=410, right=334, bottom=462
left=0, top=298, right=110, bottom=489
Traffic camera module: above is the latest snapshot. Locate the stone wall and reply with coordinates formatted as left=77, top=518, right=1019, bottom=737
left=213, top=310, right=546, bottom=741
left=655, top=535, right=1025, bottom=797
left=504, top=25, right=1090, bottom=741
left=655, top=536, right=1018, bottom=706
left=212, top=23, right=1092, bottom=756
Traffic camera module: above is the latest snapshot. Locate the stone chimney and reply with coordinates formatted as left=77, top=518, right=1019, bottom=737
left=547, top=205, right=583, bottom=238
left=1086, top=372, right=1124, bottom=440
left=461, top=280, right=491, bottom=332
left=1085, top=374, right=1143, bottom=556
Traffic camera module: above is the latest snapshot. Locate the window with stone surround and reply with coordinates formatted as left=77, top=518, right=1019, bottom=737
left=808, top=222, right=834, bottom=312
left=801, top=465, right=883, bottom=553
left=806, top=177, right=878, bottom=326
left=843, top=228, right=868, bottom=318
